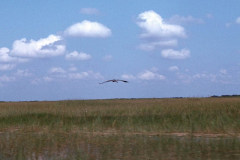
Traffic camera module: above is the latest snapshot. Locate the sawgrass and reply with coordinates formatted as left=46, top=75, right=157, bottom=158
left=1, top=97, right=240, bottom=159
left=0, top=97, right=240, bottom=133
left=1, top=132, right=240, bottom=160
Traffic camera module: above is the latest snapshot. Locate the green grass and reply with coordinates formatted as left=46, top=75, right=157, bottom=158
left=0, top=97, right=240, bottom=133
left=1, top=132, right=240, bottom=160
left=1, top=98, right=240, bottom=159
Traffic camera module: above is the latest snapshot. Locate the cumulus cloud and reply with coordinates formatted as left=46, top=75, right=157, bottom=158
left=137, top=11, right=188, bottom=53
left=80, top=8, right=99, bottom=15
left=68, top=72, right=89, bottom=79
left=192, top=73, right=217, bottom=82
left=121, top=74, right=136, bottom=80
left=220, top=69, right=227, bottom=74
left=11, top=34, right=66, bottom=58
left=236, top=17, right=240, bottom=24
left=169, top=66, right=179, bottom=71
left=138, top=70, right=166, bottom=80
left=65, top=51, right=91, bottom=60
left=49, top=67, right=66, bottom=74
left=42, top=67, right=68, bottom=81
left=137, top=10, right=186, bottom=39
left=64, top=20, right=111, bottom=38
left=121, top=68, right=166, bottom=81
left=68, top=71, right=103, bottom=80
left=15, top=69, right=32, bottom=77
left=0, top=75, right=15, bottom=82
left=161, top=49, right=190, bottom=59
left=0, top=47, right=28, bottom=63
left=0, top=64, right=15, bottom=71
left=0, top=48, right=12, bottom=62
left=43, top=76, right=53, bottom=82
left=138, top=39, right=178, bottom=51
left=45, top=67, right=103, bottom=82
left=68, top=66, right=77, bottom=72
left=168, top=15, right=204, bottom=24
left=176, top=71, right=232, bottom=84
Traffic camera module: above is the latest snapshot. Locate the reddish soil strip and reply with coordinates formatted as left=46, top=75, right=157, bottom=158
left=0, top=127, right=239, bottom=138
left=76, top=131, right=240, bottom=138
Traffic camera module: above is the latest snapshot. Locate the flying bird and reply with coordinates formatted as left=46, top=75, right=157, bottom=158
left=99, top=79, right=128, bottom=84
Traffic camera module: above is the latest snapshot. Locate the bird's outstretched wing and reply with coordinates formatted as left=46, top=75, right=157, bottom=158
left=117, top=79, right=128, bottom=83
left=99, top=80, right=113, bottom=84
left=99, top=79, right=129, bottom=84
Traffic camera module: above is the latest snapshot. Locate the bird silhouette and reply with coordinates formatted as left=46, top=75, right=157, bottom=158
left=99, top=79, right=128, bottom=84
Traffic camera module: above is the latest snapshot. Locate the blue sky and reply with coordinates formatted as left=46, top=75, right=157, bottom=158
left=0, top=0, right=240, bottom=101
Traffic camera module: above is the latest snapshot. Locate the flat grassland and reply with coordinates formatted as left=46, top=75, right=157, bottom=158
left=1, top=97, right=240, bottom=159
left=0, top=97, right=240, bottom=134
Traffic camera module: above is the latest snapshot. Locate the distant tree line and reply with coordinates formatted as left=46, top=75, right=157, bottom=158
left=211, top=95, right=240, bottom=98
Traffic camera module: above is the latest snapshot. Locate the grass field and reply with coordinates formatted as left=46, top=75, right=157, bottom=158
left=1, top=97, right=240, bottom=134
left=1, top=97, right=240, bottom=159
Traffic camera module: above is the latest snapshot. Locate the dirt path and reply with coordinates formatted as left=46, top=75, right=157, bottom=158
left=0, top=127, right=239, bottom=138
left=75, top=131, right=240, bottom=138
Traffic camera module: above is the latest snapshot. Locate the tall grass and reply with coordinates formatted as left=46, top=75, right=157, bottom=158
left=1, top=132, right=240, bottom=160
left=0, top=97, right=240, bottom=133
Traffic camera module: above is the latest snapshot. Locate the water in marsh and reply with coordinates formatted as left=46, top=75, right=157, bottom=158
left=0, top=132, right=240, bottom=160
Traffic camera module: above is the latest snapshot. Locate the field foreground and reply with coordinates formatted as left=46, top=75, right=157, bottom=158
left=1, top=97, right=240, bottom=159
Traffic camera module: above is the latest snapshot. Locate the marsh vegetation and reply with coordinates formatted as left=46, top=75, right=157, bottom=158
left=0, top=97, right=240, bottom=159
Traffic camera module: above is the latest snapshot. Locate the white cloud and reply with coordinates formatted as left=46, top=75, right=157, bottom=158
left=236, top=17, right=240, bottom=24
left=68, top=71, right=103, bottom=80
left=11, top=34, right=66, bottom=58
left=169, top=66, right=179, bottom=72
left=121, top=68, right=166, bottom=81
left=31, top=76, right=54, bottom=84
left=45, top=66, right=103, bottom=82
left=220, top=69, right=227, bottom=74
left=68, top=72, right=89, bottom=79
left=15, top=69, right=32, bottom=77
left=138, top=39, right=178, bottom=51
left=0, top=48, right=12, bottom=62
left=43, top=76, right=53, bottom=82
left=0, top=47, right=28, bottom=63
left=0, top=64, right=15, bottom=71
left=0, top=75, right=15, bottom=82
left=226, top=17, right=240, bottom=27
left=176, top=72, right=192, bottom=83
left=121, top=74, right=136, bottom=80
left=176, top=71, right=232, bottom=84
left=80, top=8, right=99, bottom=15
left=64, top=20, right=111, bottom=38
left=49, top=67, right=66, bottom=74
left=65, top=51, right=91, bottom=61
left=138, top=70, right=166, bottom=80
left=192, top=73, right=217, bottom=82
left=68, top=66, right=77, bottom=72
left=161, top=49, right=190, bottom=59
left=168, top=15, right=204, bottom=24
left=137, top=10, right=186, bottom=39
left=137, top=11, right=188, bottom=52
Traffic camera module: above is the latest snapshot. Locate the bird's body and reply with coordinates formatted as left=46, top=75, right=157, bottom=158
left=99, top=79, right=128, bottom=84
